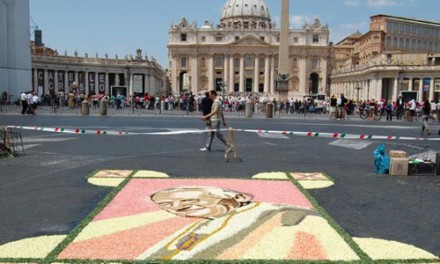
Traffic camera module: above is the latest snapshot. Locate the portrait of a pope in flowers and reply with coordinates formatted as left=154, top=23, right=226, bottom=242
left=58, top=179, right=360, bottom=261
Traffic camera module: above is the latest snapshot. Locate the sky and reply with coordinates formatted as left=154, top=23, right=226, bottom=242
left=30, top=0, right=440, bottom=67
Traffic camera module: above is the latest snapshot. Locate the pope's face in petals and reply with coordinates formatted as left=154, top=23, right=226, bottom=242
left=151, top=187, right=252, bottom=219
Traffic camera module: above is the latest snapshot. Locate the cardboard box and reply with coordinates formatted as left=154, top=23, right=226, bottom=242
left=390, top=150, right=408, bottom=158
left=389, top=158, right=409, bottom=176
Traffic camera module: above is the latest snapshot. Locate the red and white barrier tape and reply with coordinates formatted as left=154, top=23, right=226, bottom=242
left=3, top=125, right=440, bottom=141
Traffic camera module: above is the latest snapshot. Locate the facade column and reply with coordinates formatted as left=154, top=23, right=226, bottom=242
left=84, top=70, right=89, bottom=95
left=149, top=73, right=155, bottom=95
left=171, top=57, right=178, bottom=94
left=392, top=77, right=398, bottom=101
left=54, top=69, right=58, bottom=95
left=229, top=56, right=234, bottom=92
left=408, top=78, right=413, bottom=91
left=430, top=78, right=435, bottom=101
left=320, top=57, right=328, bottom=94
left=239, top=55, right=245, bottom=93
left=115, top=73, right=120, bottom=86
left=208, top=56, right=214, bottom=91
left=64, top=70, right=69, bottom=93
left=33, top=69, right=38, bottom=92
left=105, top=73, right=109, bottom=95
left=264, top=55, right=270, bottom=94
left=254, top=56, right=259, bottom=93
left=270, top=56, right=275, bottom=94
left=223, top=55, right=228, bottom=88
left=75, top=71, right=79, bottom=86
left=299, top=57, right=308, bottom=95
left=189, top=56, right=198, bottom=94
left=418, top=78, right=423, bottom=102
left=376, top=78, right=382, bottom=100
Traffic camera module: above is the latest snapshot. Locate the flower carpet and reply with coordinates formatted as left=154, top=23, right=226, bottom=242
left=0, top=170, right=438, bottom=263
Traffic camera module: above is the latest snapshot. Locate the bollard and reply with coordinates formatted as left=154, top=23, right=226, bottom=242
left=266, top=102, right=274, bottom=118
left=99, top=99, right=108, bottom=116
left=245, top=101, right=253, bottom=118
left=81, top=100, right=90, bottom=115
left=160, top=101, right=165, bottom=113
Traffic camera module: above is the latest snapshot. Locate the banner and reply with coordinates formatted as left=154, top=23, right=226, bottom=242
left=48, top=70, right=55, bottom=93
left=68, top=71, right=76, bottom=87
left=88, top=72, right=96, bottom=94
left=37, top=69, right=44, bottom=94
left=98, top=73, right=106, bottom=94
left=78, top=72, right=86, bottom=93
left=133, top=74, right=144, bottom=94
left=58, top=71, right=65, bottom=93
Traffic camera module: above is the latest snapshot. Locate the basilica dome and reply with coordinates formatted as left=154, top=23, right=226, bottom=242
left=220, top=0, right=273, bottom=29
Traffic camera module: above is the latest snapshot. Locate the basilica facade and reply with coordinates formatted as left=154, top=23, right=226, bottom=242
left=168, top=0, right=330, bottom=98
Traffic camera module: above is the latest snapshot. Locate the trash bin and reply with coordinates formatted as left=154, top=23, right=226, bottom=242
left=245, top=101, right=253, bottom=118
left=266, top=102, right=273, bottom=118
left=99, top=99, right=108, bottom=116
left=81, top=100, right=89, bottom=115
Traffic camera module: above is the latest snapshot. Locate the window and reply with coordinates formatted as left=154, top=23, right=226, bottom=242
left=312, top=35, right=319, bottom=43
left=259, top=58, right=265, bottom=69
left=235, top=36, right=240, bottom=41
left=201, top=58, right=206, bottom=68
left=312, top=58, right=319, bottom=69
left=260, top=36, right=265, bottom=41
left=215, top=36, right=223, bottom=42
left=181, top=57, right=187, bottom=68
left=386, top=36, right=392, bottom=48
left=294, top=37, right=298, bottom=43
left=214, top=56, right=224, bottom=68
left=245, top=56, right=254, bottom=68
left=201, top=36, right=206, bottom=42
left=180, top=34, right=187, bottom=42
left=234, top=58, right=240, bottom=68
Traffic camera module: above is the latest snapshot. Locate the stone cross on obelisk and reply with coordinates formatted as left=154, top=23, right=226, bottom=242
left=277, top=0, right=290, bottom=102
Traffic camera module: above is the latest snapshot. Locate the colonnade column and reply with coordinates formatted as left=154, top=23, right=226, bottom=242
left=418, top=79, right=423, bottom=101
left=408, top=78, right=413, bottom=91
left=33, top=70, right=38, bottom=92
left=254, top=56, right=259, bottom=93
left=44, top=70, right=49, bottom=96
left=105, top=72, right=109, bottom=95
left=264, top=56, right=270, bottom=94
left=393, top=77, right=398, bottom=101
left=376, top=78, right=382, bottom=100
left=229, top=56, right=234, bottom=93
left=208, top=56, right=214, bottom=91
left=239, top=55, right=245, bottom=93
left=149, top=73, right=155, bottom=95
left=429, top=78, right=435, bottom=101
left=54, top=70, right=58, bottom=95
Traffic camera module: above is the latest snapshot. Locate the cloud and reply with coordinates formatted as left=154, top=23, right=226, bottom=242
left=367, top=0, right=398, bottom=7
left=291, top=15, right=311, bottom=29
left=343, top=0, right=362, bottom=6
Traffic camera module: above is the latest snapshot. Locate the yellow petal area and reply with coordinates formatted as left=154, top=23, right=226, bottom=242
left=296, top=216, right=359, bottom=261
left=298, top=180, right=335, bottom=190
left=133, top=170, right=169, bottom=178
left=353, top=237, right=439, bottom=260
left=87, top=177, right=125, bottom=187
left=242, top=226, right=296, bottom=259
left=0, top=235, right=66, bottom=258
left=252, top=172, right=289, bottom=180
left=74, top=210, right=175, bottom=242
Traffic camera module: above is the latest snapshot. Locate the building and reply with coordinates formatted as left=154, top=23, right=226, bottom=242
left=31, top=44, right=168, bottom=98
left=330, top=14, right=440, bottom=102
left=168, top=0, right=330, bottom=99
left=0, top=0, right=32, bottom=103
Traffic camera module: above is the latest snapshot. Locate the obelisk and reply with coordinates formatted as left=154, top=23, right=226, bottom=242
left=277, top=0, right=290, bottom=101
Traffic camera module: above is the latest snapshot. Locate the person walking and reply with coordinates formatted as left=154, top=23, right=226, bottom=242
left=386, top=100, right=393, bottom=121
left=200, top=90, right=232, bottom=152
left=421, top=99, right=431, bottom=136
left=20, top=91, right=28, bottom=114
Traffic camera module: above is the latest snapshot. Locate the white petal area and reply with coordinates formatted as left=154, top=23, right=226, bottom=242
left=133, top=170, right=169, bottom=178
left=353, top=237, right=439, bottom=260
left=252, top=172, right=289, bottom=180
left=74, top=210, right=175, bottom=242
left=0, top=235, right=66, bottom=258
left=298, top=180, right=335, bottom=189
left=88, top=178, right=125, bottom=187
